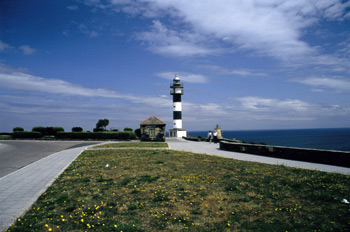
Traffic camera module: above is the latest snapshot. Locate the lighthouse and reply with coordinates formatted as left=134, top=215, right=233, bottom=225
left=169, top=75, right=187, bottom=137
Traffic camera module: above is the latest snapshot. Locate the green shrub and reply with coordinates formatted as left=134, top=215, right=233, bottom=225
left=32, top=126, right=64, bottom=136
left=134, top=128, right=141, bottom=138
left=13, top=127, right=24, bottom=132
left=44, top=127, right=55, bottom=136
left=93, top=128, right=104, bottom=132
left=72, top=127, right=83, bottom=132
left=43, top=127, right=64, bottom=136
left=32, top=126, right=46, bottom=135
left=124, top=127, right=133, bottom=132
left=13, top=131, right=42, bottom=139
left=53, top=127, right=64, bottom=134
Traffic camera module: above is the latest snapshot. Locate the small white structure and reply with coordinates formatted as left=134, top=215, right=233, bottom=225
left=169, top=75, right=187, bottom=138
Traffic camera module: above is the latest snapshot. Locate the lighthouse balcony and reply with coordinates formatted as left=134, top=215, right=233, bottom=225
left=170, top=84, right=184, bottom=88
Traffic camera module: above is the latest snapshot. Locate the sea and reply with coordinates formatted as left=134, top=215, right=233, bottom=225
left=186, top=128, right=350, bottom=152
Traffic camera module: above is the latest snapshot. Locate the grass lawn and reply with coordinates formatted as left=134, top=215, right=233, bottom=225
left=7, top=145, right=350, bottom=232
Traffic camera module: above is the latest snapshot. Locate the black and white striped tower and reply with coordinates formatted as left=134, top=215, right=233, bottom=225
left=169, top=75, right=187, bottom=137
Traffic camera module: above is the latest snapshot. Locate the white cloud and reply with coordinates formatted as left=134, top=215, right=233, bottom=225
left=201, top=65, right=266, bottom=77
left=156, top=72, right=208, bottom=83
left=227, top=69, right=266, bottom=77
left=135, top=20, right=216, bottom=57
left=0, top=63, right=29, bottom=74
left=180, top=95, right=349, bottom=126
left=293, top=76, right=350, bottom=92
left=236, top=96, right=311, bottom=112
left=0, top=65, right=174, bottom=131
left=109, top=0, right=349, bottom=69
left=78, top=23, right=100, bottom=37
left=67, top=5, right=79, bottom=10
left=1, top=65, right=349, bottom=131
left=233, top=96, right=350, bottom=120
left=0, top=69, right=171, bottom=107
left=0, top=40, right=13, bottom=52
left=19, top=45, right=36, bottom=55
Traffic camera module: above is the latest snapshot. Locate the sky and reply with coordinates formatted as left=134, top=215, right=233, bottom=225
left=0, top=0, right=350, bottom=132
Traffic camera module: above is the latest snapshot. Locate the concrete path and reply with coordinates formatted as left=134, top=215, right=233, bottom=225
left=166, top=138, right=350, bottom=175
left=1, top=138, right=349, bottom=231
left=0, top=146, right=92, bottom=232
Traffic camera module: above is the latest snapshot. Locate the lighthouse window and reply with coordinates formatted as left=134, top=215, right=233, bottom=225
left=173, top=111, right=182, bottom=119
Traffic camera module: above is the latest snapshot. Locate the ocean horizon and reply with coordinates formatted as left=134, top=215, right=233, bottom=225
left=185, top=128, right=350, bottom=152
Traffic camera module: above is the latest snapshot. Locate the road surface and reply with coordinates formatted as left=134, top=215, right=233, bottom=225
left=0, top=140, right=102, bottom=178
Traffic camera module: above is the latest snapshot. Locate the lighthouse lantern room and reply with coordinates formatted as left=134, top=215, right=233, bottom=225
left=169, top=75, right=187, bottom=138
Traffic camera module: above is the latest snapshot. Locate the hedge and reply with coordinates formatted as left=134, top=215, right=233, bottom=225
left=32, top=126, right=64, bottom=136
left=124, top=127, right=133, bottom=132
left=32, top=126, right=46, bottom=134
left=72, top=127, right=83, bottom=132
left=13, top=131, right=42, bottom=139
left=56, top=132, right=137, bottom=140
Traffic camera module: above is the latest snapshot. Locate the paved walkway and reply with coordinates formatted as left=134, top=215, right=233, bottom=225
left=0, top=146, right=91, bottom=232
left=1, top=138, right=349, bottom=231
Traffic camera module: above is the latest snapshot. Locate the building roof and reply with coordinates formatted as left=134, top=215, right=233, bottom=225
left=139, top=116, right=166, bottom=125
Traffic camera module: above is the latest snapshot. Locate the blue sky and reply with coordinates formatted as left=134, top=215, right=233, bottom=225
left=1, top=0, right=350, bottom=132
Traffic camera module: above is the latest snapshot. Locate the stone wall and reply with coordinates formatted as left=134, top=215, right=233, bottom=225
left=220, top=141, right=350, bottom=168
left=140, top=125, right=165, bottom=142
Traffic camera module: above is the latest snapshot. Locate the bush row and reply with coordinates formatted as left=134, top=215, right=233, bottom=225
left=55, top=132, right=137, bottom=140
left=32, top=126, right=64, bottom=136
left=13, top=131, right=42, bottom=139
left=11, top=131, right=137, bottom=140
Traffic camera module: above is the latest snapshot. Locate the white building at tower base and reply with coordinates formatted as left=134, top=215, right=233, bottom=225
left=169, top=128, right=187, bottom=138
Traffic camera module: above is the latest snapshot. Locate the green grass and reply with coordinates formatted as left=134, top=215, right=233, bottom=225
left=93, top=142, right=168, bottom=148
left=7, top=149, right=350, bottom=232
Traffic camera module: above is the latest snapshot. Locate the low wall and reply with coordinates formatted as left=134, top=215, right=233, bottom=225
left=220, top=141, right=350, bottom=168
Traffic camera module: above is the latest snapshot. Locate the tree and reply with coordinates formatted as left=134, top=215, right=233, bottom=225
left=95, top=118, right=109, bottom=131
left=13, top=127, right=24, bottom=132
